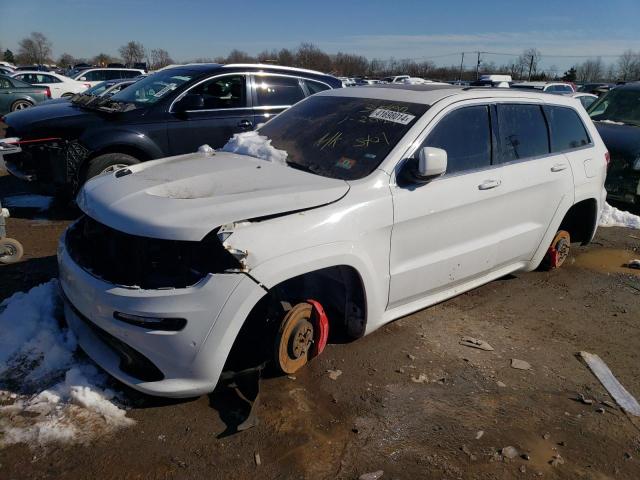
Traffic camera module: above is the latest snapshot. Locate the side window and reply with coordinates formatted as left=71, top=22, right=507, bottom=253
left=496, top=104, right=549, bottom=162
left=254, top=75, right=305, bottom=107
left=105, top=70, right=122, bottom=80
left=42, top=74, right=60, bottom=83
left=545, top=105, right=591, bottom=151
left=120, top=70, right=140, bottom=79
left=424, top=105, right=492, bottom=175
left=303, top=79, right=330, bottom=95
left=0, top=77, right=11, bottom=89
left=190, top=75, right=247, bottom=110
left=579, top=96, right=596, bottom=109
left=84, top=70, right=105, bottom=81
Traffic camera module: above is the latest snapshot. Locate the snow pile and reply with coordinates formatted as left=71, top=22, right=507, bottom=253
left=221, top=131, right=288, bottom=165
left=599, top=202, right=640, bottom=229
left=0, top=281, right=133, bottom=447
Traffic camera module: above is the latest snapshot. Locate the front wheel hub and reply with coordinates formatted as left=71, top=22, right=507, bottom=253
left=274, top=303, right=315, bottom=374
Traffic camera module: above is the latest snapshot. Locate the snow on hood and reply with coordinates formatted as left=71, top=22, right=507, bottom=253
left=599, top=202, right=640, bottom=229
left=221, top=131, right=288, bottom=165
left=0, top=281, right=133, bottom=447
left=78, top=150, right=350, bottom=241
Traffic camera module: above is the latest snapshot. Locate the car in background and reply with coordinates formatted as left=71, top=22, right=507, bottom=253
left=470, top=74, right=513, bottom=88
left=569, top=92, right=598, bottom=110
left=14, top=65, right=50, bottom=72
left=10, top=71, right=90, bottom=98
left=33, top=79, right=139, bottom=107
left=0, top=66, right=15, bottom=76
left=71, top=68, right=145, bottom=86
left=2, top=63, right=342, bottom=195
left=587, top=83, right=640, bottom=205
left=381, top=75, right=410, bottom=84
left=511, top=81, right=575, bottom=93
left=0, top=74, right=50, bottom=114
left=578, top=83, right=615, bottom=95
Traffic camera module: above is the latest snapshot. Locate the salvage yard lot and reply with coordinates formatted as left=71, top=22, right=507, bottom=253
left=1, top=166, right=640, bottom=479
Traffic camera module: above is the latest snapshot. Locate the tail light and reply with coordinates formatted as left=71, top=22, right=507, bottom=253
left=43, top=86, right=51, bottom=98
left=605, top=151, right=610, bottom=167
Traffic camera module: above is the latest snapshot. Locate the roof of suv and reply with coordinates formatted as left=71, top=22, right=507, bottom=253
left=317, top=83, right=584, bottom=107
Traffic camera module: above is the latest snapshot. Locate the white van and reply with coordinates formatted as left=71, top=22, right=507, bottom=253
left=59, top=85, right=608, bottom=397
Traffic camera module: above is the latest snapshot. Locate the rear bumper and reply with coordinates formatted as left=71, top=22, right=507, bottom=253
left=57, top=234, right=266, bottom=398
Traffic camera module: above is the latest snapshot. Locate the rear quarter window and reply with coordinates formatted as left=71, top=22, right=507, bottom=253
left=496, top=104, right=549, bottom=162
left=254, top=75, right=305, bottom=106
left=544, top=105, right=591, bottom=151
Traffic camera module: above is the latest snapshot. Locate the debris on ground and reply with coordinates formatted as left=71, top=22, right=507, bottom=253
left=627, top=259, right=640, bottom=270
left=578, top=351, right=640, bottom=416
left=543, top=432, right=551, bottom=440
left=359, top=470, right=384, bottom=480
left=576, top=393, right=594, bottom=405
left=501, top=446, right=519, bottom=459
left=327, top=369, right=342, bottom=380
left=254, top=452, right=261, bottom=466
left=459, top=336, right=494, bottom=351
left=475, top=430, right=484, bottom=440
left=511, top=359, right=532, bottom=370
left=411, top=373, right=428, bottom=383
left=461, top=444, right=477, bottom=461
left=550, top=454, right=565, bottom=467
left=496, top=381, right=507, bottom=388
left=407, top=353, right=416, bottom=361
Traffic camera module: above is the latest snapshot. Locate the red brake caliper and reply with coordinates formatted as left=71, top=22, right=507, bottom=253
left=547, top=246, right=560, bottom=269
left=307, top=299, right=329, bottom=358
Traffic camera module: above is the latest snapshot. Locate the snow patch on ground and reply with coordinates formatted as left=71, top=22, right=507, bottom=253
left=221, top=131, right=288, bottom=165
left=599, top=202, right=640, bottom=229
left=0, top=281, right=133, bottom=447
left=1, top=194, right=53, bottom=210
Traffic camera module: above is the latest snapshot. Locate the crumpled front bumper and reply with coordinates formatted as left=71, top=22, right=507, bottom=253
left=57, top=235, right=266, bottom=398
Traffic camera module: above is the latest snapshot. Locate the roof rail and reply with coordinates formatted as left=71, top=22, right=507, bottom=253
left=223, top=63, right=328, bottom=76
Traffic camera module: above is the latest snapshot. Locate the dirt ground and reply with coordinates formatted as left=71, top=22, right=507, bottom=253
left=1, top=167, right=640, bottom=480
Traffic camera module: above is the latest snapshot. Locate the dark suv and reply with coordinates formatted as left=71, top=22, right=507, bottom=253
left=2, top=64, right=342, bottom=194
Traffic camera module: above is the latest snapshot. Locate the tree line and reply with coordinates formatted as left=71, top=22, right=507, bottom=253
left=3, top=32, right=640, bottom=83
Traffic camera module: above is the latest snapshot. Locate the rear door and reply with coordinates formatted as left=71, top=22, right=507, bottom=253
left=166, top=73, right=253, bottom=154
left=491, top=102, right=574, bottom=266
left=250, top=74, right=306, bottom=126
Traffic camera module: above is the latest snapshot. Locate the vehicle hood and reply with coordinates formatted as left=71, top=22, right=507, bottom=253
left=595, top=121, right=640, bottom=165
left=77, top=151, right=350, bottom=241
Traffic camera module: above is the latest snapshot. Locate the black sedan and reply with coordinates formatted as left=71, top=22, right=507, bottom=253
left=2, top=64, right=342, bottom=195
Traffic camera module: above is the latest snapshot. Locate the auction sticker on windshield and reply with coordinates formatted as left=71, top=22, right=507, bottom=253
left=369, top=108, right=416, bottom=125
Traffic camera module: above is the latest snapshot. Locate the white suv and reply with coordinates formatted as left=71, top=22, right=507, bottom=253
left=58, top=85, right=608, bottom=397
left=72, top=68, right=144, bottom=87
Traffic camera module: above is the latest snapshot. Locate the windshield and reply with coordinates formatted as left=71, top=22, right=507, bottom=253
left=109, top=68, right=196, bottom=105
left=588, top=88, right=640, bottom=126
left=85, top=81, right=112, bottom=96
left=258, top=95, right=429, bottom=180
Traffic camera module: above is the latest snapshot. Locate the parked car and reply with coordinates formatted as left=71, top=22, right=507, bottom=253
left=2, top=64, right=342, bottom=194
left=33, top=79, right=140, bottom=107
left=0, top=66, right=14, bottom=76
left=578, top=83, right=615, bottom=95
left=470, top=74, right=512, bottom=88
left=569, top=92, right=598, bottom=110
left=58, top=85, right=607, bottom=397
left=587, top=83, right=640, bottom=205
left=71, top=68, right=145, bottom=86
left=0, top=74, right=50, bottom=114
left=381, top=75, right=410, bottom=84
left=10, top=71, right=90, bottom=98
left=14, top=65, right=50, bottom=72
left=511, top=81, right=575, bottom=93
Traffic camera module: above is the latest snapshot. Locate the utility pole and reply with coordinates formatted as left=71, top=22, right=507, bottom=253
left=476, top=51, right=482, bottom=80
left=459, top=52, right=465, bottom=82
left=527, top=55, right=535, bottom=81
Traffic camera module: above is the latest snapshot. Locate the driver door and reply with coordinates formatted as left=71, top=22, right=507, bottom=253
left=166, top=74, right=254, bottom=155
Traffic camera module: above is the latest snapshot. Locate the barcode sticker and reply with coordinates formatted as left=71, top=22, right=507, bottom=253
left=369, top=108, right=416, bottom=125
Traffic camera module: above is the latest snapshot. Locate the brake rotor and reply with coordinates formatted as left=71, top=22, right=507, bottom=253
left=551, top=230, right=571, bottom=268
left=275, top=303, right=315, bottom=374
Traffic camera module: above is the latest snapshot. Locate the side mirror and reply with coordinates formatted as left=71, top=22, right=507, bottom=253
left=174, top=94, right=204, bottom=113
left=79, top=76, right=87, bottom=81
left=417, top=147, right=447, bottom=178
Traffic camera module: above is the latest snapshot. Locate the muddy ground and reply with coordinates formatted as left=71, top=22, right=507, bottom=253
left=1, top=167, right=640, bottom=480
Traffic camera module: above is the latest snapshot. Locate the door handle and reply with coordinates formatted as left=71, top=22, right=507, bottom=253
left=237, top=120, right=253, bottom=130
left=478, top=179, right=501, bottom=190
left=551, top=163, right=567, bottom=172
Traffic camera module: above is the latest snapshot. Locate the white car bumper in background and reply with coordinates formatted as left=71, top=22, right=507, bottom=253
left=57, top=237, right=265, bottom=398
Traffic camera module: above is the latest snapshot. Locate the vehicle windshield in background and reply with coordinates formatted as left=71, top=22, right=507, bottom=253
left=258, top=96, right=429, bottom=180
left=84, top=81, right=115, bottom=96
left=109, top=69, right=195, bottom=105
left=510, top=84, right=544, bottom=90
left=587, top=88, right=640, bottom=126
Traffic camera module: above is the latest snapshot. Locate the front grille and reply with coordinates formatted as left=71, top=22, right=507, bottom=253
left=66, top=216, right=240, bottom=289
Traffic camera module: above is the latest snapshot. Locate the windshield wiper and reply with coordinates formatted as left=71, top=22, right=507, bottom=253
left=286, top=161, right=317, bottom=174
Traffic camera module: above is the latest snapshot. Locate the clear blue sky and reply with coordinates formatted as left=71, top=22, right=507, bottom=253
left=1, top=0, right=639, bottom=71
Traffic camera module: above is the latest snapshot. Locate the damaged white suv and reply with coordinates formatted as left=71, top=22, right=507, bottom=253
left=58, top=85, right=608, bottom=397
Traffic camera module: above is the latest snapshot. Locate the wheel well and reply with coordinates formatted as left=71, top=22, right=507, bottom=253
left=224, top=266, right=367, bottom=372
left=87, top=144, right=151, bottom=164
left=559, top=198, right=598, bottom=246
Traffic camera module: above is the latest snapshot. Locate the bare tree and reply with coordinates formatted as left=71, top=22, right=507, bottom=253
left=576, top=58, right=605, bottom=82
left=150, top=48, right=173, bottom=69
left=93, top=53, right=116, bottom=67
left=516, top=48, right=541, bottom=80
left=277, top=49, right=295, bottom=66
left=57, top=53, right=76, bottom=69
left=17, top=32, right=52, bottom=65
left=257, top=49, right=279, bottom=64
left=225, top=49, right=255, bottom=63
left=118, top=41, right=146, bottom=66
left=295, top=43, right=332, bottom=72
left=617, top=50, right=639, bottom=81
left=333, top=52, right=369, bottom=76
